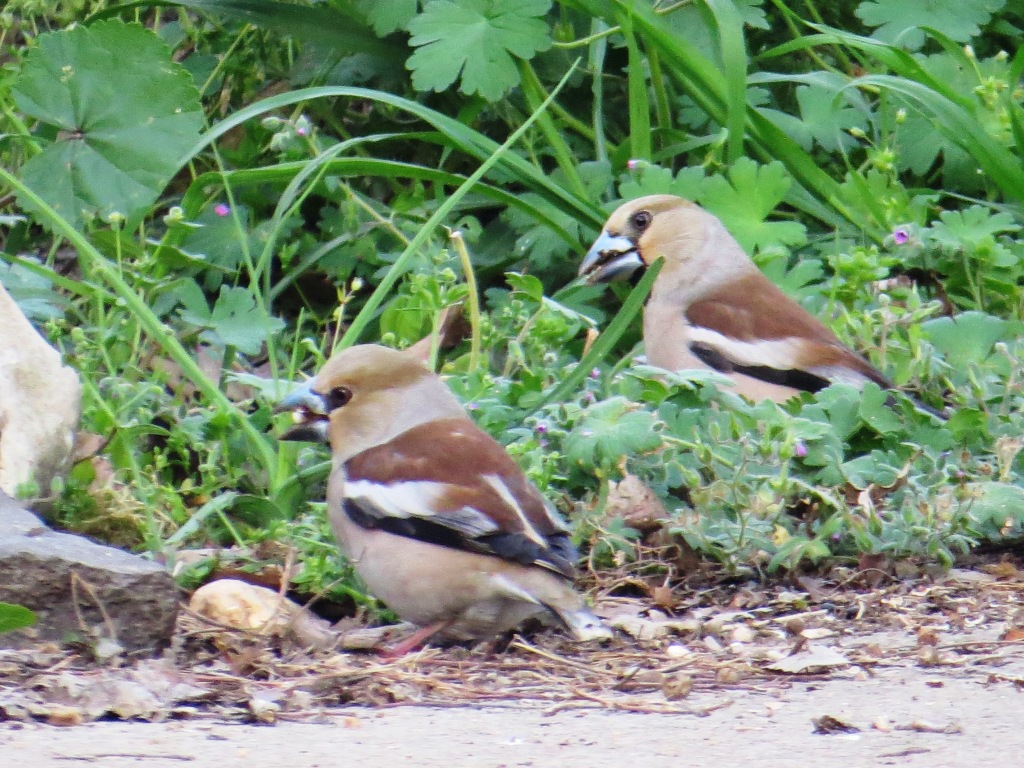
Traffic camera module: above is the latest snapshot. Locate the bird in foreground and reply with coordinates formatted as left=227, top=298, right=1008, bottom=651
left=277, top=344, right=611, bottom=655
left=579, top=194, right=918, bottom=404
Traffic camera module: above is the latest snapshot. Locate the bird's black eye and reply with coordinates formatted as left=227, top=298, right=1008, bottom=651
left=325, top=386, right=352, bottom=410
left=630, top=210, right=652, bottom=231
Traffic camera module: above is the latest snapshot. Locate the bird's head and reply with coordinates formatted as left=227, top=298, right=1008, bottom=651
left=579, top=195, right=707, bottom=284
left=276, top=344, right=462, bottom=460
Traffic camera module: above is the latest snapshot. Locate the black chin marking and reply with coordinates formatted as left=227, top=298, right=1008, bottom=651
left=592, top=254, right=644, bottom=283
left=627, top=262, right=647, bottom=288
left=279, top=423, right=327, bottom=442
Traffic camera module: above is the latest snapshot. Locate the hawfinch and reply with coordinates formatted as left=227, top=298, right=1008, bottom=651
left=277, top=344, right=610, bottom=654
left=580, top=194, right=900, bottom=403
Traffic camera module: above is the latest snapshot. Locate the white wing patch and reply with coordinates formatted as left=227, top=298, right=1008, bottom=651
left=688, top=327, right=805, bottom=369
left=487, top=574, right=543, bottom=605
left=805, top=364, right=873, bottom=386
left=345, top=479, right=448, bottom=519
left=345, top=475, right=562, bottom=546
left=481, top=474, right=548, bottom=547
left=688, top=326, right=876, bottom=387
left=344, top=478, right=500, bottom=538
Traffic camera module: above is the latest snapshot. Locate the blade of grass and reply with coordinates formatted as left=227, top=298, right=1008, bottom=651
left=181, top=85, right=605, bottom=231
left=449, top=231, right=482, bottom=372
left=589, top=16, right=610, bottom=164
left=701, top=0, right=747, bottom=164
left=0, top=167, right=278, bottom=478
left=184, top=157, right=579, bottom=251
left=590, top=0, right=852, bottom=226
left=846, top=74, right=1024, bottom=203
left=0, top=253, right=116, bottom=302
left=88, top=0, right=403, bottom=59
left=526, top=257, right=663, bottom=415
left=253, top=134, right=399, bottom=296
left=517, top=59, right=588, bottom=198
left=338, top=62, right=582, bottom=349
left=620, top=11, right=652, bottom=162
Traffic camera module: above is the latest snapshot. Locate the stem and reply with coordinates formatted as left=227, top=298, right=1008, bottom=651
left=527, top=257, right=664, bottom=415
left=516, top=59, right=588, bottom=198
left=339, top=61, right=583, bottom=348
left=0, top=167, right=278, bottom=478
left=449, top=231, right=482, bottom=373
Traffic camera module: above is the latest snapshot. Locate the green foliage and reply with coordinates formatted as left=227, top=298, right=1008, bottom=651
left=0, top=603, right=37, bottom=635
left=11, top=22, right=204, bottom=229
left=177, top=283, right=286, bottom=356
left=406, top=0, right=552, bottom=100
left=564, top=397, right=662, bottom=469
left=4, top=0, right=1024, bottom=607
left=699, top=159, right=808, bottom=252
left=855, top=0, right=1005, bottom=50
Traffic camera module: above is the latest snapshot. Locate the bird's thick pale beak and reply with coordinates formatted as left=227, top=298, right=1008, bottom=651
left=275, top=379, right=330, bottom=443
left=578, top=230, right=645, bottom=284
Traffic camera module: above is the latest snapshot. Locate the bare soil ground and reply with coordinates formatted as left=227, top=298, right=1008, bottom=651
left=2, top=564, right=1024, bottom=766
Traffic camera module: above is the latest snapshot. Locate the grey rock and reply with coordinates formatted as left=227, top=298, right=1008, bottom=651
left=0, top=493, right=179, bottom=654
left=0, top=282, right=82, bottom=502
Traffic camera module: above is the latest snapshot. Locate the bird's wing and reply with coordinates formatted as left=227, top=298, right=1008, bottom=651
left=684, top=273, right=892, bottom=392
left=342, top=418, right=576, bottom=578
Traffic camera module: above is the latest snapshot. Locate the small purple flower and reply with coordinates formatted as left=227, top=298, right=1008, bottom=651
left=590, top=368, right=601, bottom=379
left=583, top=391, right=596, bottom=404
left=214, top=203, right=230, bottom=217
left=296, top=126, right=308, bottom=136
left=892, top=227, right=910, bottom=245
left=539, top=439, right=549, bottom=448
left=832, top=532, right=842, bottom=541
left=794, top=440, right=808, bottom=458
left=535, top=422, right=549, bottom=435
left=467, top=402, right=479, bottom=411
left=626, top=159, right=641, bottom=170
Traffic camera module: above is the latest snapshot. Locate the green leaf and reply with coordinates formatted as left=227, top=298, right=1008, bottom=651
left=734, top=0, right=769, bottom=29
left=926, top=206, right=1020, bottom=248
left=698, top=158, right=807, bottom=252
left=406, top=0, right=552, bottom=100
left=762, top=83, right=868, bottom=152
left=858, top=383, right=902, bottom=435
left=841, top=450, right=902, bottom=489
left=618, top=164, right=707, bottom=202
left=0, top=602, right=37, bottom=635
left=810, top=383, right=863, bottom=439
left=965, top=481, right=1024, bottom=541
left=12, top=21, right=204, bottom=229
left=921, top=311, right=1009, bottom=367
left=564, top=396, right=662, bottom=468
left=0, top=257, right=69, bottom=321
left=355, top=0, right=420, bottom=35
left=208, top=288, right=285, bottom=356
left=504, top=161, right=611, bottom=268
left=855, top=0, right=1005, bottom=50
left=168, top=0, right=401, bottom=57
left=178, top=284, right=285, bottom=355
left=379, top=293, right=434, bottom=344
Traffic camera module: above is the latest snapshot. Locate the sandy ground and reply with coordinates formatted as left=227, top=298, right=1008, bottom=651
left=2, top=655, right=1022, bottom=768
left=4, top=569, right=1024, bottom=766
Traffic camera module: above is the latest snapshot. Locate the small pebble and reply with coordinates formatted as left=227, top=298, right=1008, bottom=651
left=666, top=644, right=689, bottom=659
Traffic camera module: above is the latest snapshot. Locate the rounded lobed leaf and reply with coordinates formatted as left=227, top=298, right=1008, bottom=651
left=12, top=20, right=204, bottom=230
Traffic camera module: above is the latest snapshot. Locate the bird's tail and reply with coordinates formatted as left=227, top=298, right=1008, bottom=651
left=547, top=600, right=612, bottom=642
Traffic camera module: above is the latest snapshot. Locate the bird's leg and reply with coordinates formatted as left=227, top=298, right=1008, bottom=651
left=377, top=620, right=451, bottom=658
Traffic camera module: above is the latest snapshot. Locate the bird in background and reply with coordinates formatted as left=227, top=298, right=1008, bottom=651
left=277, top=344, right=611, bottom=656
left=579, top=194, right=933, bottom=408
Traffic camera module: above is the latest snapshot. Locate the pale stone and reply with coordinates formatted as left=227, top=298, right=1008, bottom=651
left=0, top=492, right=179, bottom=653
left=0, top=283, right=81, bottom=500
